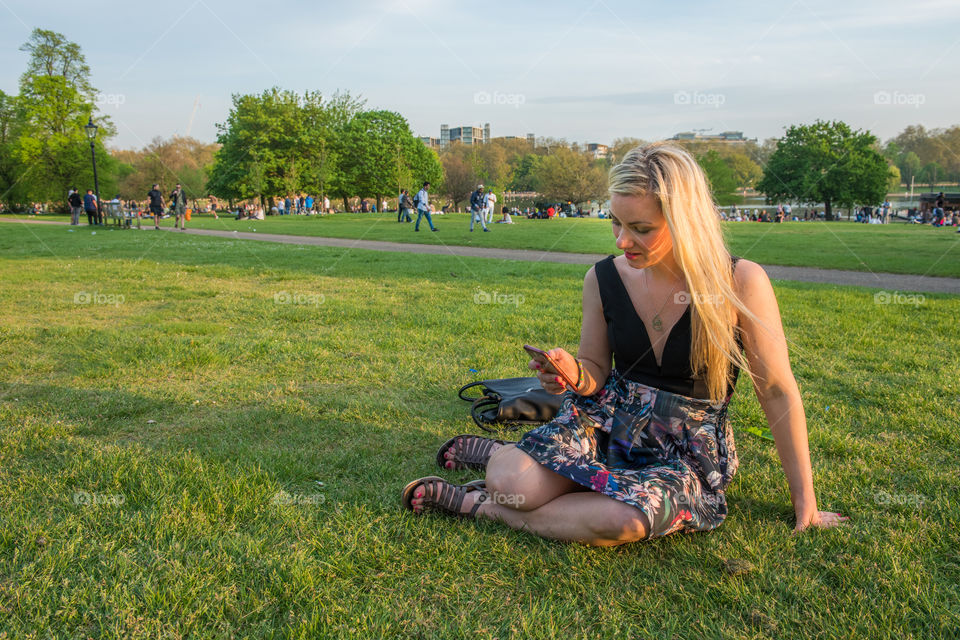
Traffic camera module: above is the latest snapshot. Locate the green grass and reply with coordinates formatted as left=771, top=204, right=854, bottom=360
left=5, top=210, right=960, bottom=278
left=1, top=224, right=959, bottom=638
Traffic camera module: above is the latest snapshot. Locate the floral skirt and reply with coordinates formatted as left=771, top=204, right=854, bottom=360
left=515, top=372, right=739, bottom=538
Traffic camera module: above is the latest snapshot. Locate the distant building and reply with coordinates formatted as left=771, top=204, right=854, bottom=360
left=421, top=125, right=537, bottom=149
left=448, top=125, right=486, bottom=146
left=420, top=123, right=493, bottom=149
left=668, top=131, right=756, bottom=143
left=494, top=134, right=536, bottom=144
left=586, top=143, right=610, bottom=159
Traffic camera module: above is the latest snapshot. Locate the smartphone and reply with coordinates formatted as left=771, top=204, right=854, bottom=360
left=523, top=345, right=578, bottom=390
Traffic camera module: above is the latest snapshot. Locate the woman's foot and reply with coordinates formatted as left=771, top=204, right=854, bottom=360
left=402, top=477, right=488, bottom=518
left=437, top=435, right=508, bottom=471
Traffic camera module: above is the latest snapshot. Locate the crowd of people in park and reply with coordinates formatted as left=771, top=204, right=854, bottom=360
left=717, top=198, right=959, bottom=231
left=42, top=183, right=960, bottom=236
left=66, top=183, right=195, bottom=229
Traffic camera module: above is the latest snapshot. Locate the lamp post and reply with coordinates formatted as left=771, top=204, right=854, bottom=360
left=84, top=117, right=101, bottom=224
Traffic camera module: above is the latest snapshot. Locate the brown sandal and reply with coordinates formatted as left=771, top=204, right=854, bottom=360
left=436, top=434, right=508, bottom=471
left=401, top=476, right=488, bottom=518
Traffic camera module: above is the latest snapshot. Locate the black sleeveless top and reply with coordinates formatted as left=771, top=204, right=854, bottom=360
left=595, top=255, right=742, bottom=400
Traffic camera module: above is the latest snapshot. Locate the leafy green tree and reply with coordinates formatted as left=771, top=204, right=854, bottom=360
left=533, top=147, right=607, bottom=205
left=919, top=162, right=942, bottom=188
left=725, top=152, right=762, bottom=193
left=0, top=90, right=26, bottom=209
left=19, top=28, right=94, bottom=96
left=5, top=29, right=117, bottom=209
left=508, top=153, right=541, bottom=192
left=886, top=163, right=901, bottom=192
left=696, top=150, right=739, bottom=205
left=900, top=151, right=921, bottom=187
left=207, top=88, right=304, bottom=204
left=15, top=74, right=116, bottom=205
left=338, top=110, right=442, bottom=208
left=300, top=90, right=363, bottom=208
left=756, top=120, right=888, bottom=220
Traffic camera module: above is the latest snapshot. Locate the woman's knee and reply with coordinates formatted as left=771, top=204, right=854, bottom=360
left=594, top=503, right=649, bottom=545
left=485, top=446, right=533, bottom=499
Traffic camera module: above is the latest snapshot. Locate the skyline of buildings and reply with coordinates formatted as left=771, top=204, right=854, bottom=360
left=419, top=125, right=754, bottom=157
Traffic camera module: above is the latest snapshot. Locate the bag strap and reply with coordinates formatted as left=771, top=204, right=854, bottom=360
left=470, top=397, right=499, bottom=432
left=458, top=381, right=488, bottom=402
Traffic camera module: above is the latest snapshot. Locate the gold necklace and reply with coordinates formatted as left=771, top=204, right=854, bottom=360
left=644, top=269, right=683, bottom=332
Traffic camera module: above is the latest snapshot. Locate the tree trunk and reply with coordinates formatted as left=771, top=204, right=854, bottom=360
left=342, top=196, right=349, bottom=212
left=824, top=200, right=833, bottom=221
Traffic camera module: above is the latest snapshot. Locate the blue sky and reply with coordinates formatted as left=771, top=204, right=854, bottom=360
left=2, top=0, right=958, bottom=149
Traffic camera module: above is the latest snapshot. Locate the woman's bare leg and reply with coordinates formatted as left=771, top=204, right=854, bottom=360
left=410, top=444, right=650, bottom=546
left=484, top=444, right=583, bottom=510
left=477, top=491, right=649, bottom=546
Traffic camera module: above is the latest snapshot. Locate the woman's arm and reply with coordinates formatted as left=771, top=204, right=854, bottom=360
left=734, top=260, right=848, bottom=531
left=532, top=267, right=612, bottom=396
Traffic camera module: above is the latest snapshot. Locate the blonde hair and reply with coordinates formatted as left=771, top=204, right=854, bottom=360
left=608, top=143, right=753, bottom=403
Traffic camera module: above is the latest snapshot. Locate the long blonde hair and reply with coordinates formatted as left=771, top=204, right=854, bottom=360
left=608, top=143, right=753, bottom=403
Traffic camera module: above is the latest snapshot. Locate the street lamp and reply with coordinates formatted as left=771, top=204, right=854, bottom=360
left=84, top=117, right=102, bottom=224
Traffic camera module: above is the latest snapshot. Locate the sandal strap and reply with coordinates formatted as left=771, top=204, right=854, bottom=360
left=423, top=478, right=467, bottom=516
left=468, top=492, right=488, bottom=518
left=460, top=436, right=504, bottom=470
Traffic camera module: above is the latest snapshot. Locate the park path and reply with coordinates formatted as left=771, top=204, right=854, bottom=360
left=4, top=217, right=959, bottom=294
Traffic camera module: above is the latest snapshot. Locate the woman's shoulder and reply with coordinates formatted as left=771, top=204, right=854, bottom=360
left=586, top=254, right=619, bottom=284
left=732, top=257, right=768, bottom=290
left=732, top=258, right=778, bottom=319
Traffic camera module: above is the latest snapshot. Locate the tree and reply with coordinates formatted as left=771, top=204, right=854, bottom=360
left=756, top=120, right=888, bottom=220
left=696, top=150, right=739, bottom=205
left=301, top=90, right=363, bottom=208
left=919, top=162, right=942, bottom=188
left=725, top=152, right=762, bottom=193
left=900, top=151, right=921, bottom=187
left=114, top=136, right=218, bottom=200
left=507, top=153, right=541, bottom=192
left=15, top=74, right=116, bottom=204
left=886, top=164, right=901, bottom=193
left=207, top=88, right=306, bottom=204
left=19, top=28, right=94, bottom=96
left=6, top=29, right=117, bottom=208
left=440, top=144, right=477, bottom=211
left=533, top=147, right=607, bottom=205
left=0, top=90, right=26, bottom=209
left=338, top=109, right=442, bottom=207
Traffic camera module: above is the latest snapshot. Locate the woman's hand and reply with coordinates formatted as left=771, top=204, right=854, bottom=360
left=794, top=509, right=849, bottom=533
left=528, top=348, right=579, bottom=395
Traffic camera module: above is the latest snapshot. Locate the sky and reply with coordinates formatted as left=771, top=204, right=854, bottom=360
left=2, top=0, right=959, bottom=150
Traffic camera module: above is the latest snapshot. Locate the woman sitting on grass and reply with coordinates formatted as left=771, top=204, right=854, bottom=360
left=402, top=143, right=848, bottom=545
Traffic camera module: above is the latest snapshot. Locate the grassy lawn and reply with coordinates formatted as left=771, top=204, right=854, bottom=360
left=1, top=224, right=958, bottom=638
left=5, top=211, right=960, bottom=278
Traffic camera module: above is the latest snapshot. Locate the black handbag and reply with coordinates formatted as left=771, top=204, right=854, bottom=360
left=458, top=377, right=563, bottom=433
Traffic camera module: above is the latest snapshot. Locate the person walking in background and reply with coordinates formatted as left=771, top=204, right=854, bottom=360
left=469, top=184, right=488, bottom=232
left=147, top=183, right=164, bottom=230
left=170, top=183, right=187, bottom=230
left=305, top=194, right=314, bottom=214
left=484, top=189, right=497, bottom=224
left=398, top=189, right=414, bottom=223
left=68, top=188, right=82, bottom=225
left=82, top=189, right=99, bottom=225
left=414, top=181, right=437, bottom=232
left=284, top=195, right=293, bottom=216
